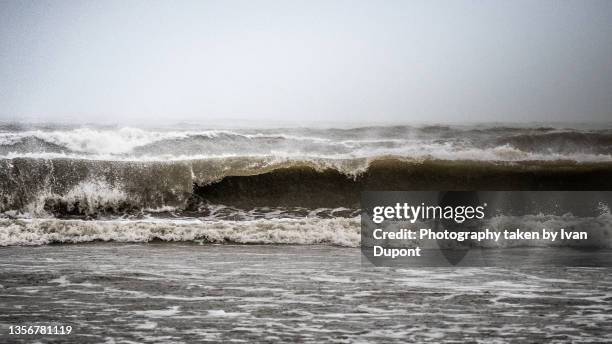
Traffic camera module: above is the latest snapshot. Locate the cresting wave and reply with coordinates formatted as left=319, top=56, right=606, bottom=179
left=1, top=124, right=612, bottom=161
left=1, top=123, right=611, bottom=247
left=1, top=157, right=612, bottom=217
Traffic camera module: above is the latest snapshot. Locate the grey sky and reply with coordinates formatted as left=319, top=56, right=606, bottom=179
left=1, top=0, right=611, bottom=125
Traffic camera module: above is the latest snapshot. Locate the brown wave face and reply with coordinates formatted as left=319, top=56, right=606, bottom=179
left=193, top=159, right=612, bottom=209
left=1, top=157, right=611, bottom=218
left=0, top=158, right=193, bottom=217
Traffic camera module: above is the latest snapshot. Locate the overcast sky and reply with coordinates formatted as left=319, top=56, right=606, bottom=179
left=1, top=0, right=611, bottom=125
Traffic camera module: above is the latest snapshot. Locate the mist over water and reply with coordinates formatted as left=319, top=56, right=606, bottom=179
left=1, top=123, right=611, bottom=162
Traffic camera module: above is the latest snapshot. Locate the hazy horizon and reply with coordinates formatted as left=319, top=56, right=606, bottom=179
left=1, top=0, right=611, bottom=125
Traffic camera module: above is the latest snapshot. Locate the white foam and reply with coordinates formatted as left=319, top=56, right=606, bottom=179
left=134, top=321, right=158, bottom=330
left=0, top=128, right=193, bottom=154
left=206, top=310, right=249, bottom=317
left=1, top=126, right=611, bottom=162
left=1, top=213, right=610, bottom=248
left=0, top=217, right=361, bottom=247
left=49, top=275, right=70, bottom=286
left=25, top=179, right=129, bottom=216
left=134, top=306, right=181, bottom=317
left=3, top=145, right=611, bottom=162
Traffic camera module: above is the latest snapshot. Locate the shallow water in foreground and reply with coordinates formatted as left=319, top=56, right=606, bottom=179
left=0, top=244, right=611, bottom=343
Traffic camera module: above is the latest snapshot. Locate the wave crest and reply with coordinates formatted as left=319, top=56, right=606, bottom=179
left=1, top=125, right=611, bottom=162
left=1, top=157, right=611, bottom=217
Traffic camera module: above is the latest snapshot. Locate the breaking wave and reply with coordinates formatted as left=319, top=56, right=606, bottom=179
left=1, top=157, right=611, bottom=218
left=1, top=123, right=611, bottom=247
left=1, top=124, right=611, bottom=161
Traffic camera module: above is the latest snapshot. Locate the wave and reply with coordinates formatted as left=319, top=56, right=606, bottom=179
left=1, top=124, right=611, bottom=247
left=495, top=131, right=612, bottom=155
left=1, top=157, right=611, bottom=217
left=0, top=127, right=193, bottom=155
left=1, top=125, right=611, bottom=161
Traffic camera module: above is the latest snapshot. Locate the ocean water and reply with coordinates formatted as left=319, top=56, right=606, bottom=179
left=1, top=123, right=611, bottom=342
left=0, top=244, right=611, bottom=343
left=1, top=123, right=611, bottom=246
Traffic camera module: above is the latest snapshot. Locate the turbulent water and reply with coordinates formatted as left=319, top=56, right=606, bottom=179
left=1, top=244, right=611, bottom=343
left=2, top=123, right=612, bottom=342
left=1, top=123, right=611, bottom=247
left=2, top=123, right=612, bottom=161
